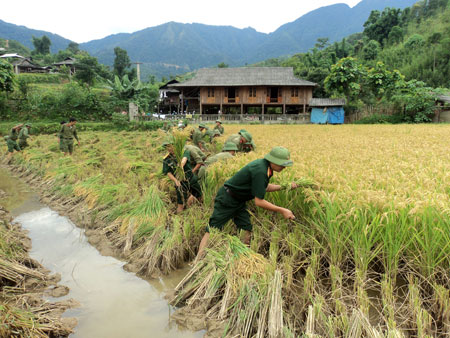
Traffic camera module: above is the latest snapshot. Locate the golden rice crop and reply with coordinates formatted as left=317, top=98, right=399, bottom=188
left=5, top=123, right=450, bottom=337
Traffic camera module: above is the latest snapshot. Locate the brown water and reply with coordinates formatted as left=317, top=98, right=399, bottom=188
left=0, top=167, right=204, bottom=338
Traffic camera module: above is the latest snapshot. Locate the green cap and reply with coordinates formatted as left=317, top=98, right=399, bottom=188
left=222, top=142, right=238, bottom=151
left=162, top=137, right=174, bottom=147
left=199, top=123, right=206, bottom=128
left=239, top=131, right=252, bottom=144
left=215, top=120, right=222, bottom=124
left=264, top=147, right=293, bottom=167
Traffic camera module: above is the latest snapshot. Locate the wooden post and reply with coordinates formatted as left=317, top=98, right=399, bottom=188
left=180, top=92, right=184, bottom=115
left=240, top=103, right=243, bottom=121
left=262, top=103, right=265, bottom=123
left=133, top=62, right=142, bottom=82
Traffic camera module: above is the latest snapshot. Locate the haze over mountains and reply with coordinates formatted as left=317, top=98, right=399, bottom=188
left=1, top=0, right=417, bottom=78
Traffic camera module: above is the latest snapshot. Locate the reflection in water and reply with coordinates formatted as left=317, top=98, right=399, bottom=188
left=1, top=167, right=203, bottom=338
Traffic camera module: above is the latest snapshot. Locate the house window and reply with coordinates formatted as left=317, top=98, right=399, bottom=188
left=208, top=88, right=215, bottom=97
left=249, top=87, right=256, bottom=97
left=291, top=87, right=299, bottom=97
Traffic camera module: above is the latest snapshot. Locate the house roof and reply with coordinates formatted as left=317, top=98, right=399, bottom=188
left=53, top=57, right=76, bottom=66
left=169, top=67, right=316, bottom=87
left=12, top=58, right=40, bottom=68
left=0, top=53, right=24, bottom=59
left=437, top=95, right=450, bottom=104
left=309, top=98, right=346, bottom=107
left=159, top=79, right=179, bottom=90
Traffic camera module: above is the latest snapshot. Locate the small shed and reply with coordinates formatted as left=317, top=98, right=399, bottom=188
left=310, top=98, right=346, bottom=124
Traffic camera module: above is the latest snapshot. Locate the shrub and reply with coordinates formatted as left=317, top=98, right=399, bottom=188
left=353, top=113, right=404, bottom=124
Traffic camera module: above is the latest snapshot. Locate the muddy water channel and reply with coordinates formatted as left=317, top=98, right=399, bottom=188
left=0, top=168, right=204, bottom=338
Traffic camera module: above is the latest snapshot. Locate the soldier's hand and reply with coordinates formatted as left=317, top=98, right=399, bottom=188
left=291, top=182, right=299, bottom=189
left=175, top=180, right=181, bottom=187
left=280, top=208, right=295, bottom=220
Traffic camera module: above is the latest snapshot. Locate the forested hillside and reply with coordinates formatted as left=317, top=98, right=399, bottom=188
left=257, top=0, right=449, bottom=121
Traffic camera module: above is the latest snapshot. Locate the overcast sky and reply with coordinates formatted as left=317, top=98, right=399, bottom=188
left=2, top=0, right=361, bottom=43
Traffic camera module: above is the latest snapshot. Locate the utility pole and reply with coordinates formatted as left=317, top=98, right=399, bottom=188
left=133, top=62, right=142, bottom=82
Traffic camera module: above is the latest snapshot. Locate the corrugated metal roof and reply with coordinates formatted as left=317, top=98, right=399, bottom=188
left=170, top=67, right=316, bottom=87
left=0, top=53, right=24, bottom=58
left=309, top=98, right=346, bottom=107
left=437, top=95, right=450, bottom=103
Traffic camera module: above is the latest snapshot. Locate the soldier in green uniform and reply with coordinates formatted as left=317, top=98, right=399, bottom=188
left=204, top=129, right=221, bottom=144
left=225, top=130, right=254, bottom=153
left=191, top=123, right=207, bottom=151
left=198, top=142, right=238, bottom=180
left=18, top=123, right=32, bottom=149
left=4, top=124, right=23, bottom=163
left=213, top=120, right=224, bottom=135
left=161, top=120, right=173, bottom=132
left=162, top=139, right=202, bottom=214
left=196, top=146, right=299, bottom=259
left=184, top=144, right=207, bottom=174
left=59, top=117, right=80, bottom=156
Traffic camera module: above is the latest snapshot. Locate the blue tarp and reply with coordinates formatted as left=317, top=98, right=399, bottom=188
left=310, top=107, right=345, bottom=124
left=311, top=108, right=328, bottom=124
left=327, top=107, right=345, bottom=124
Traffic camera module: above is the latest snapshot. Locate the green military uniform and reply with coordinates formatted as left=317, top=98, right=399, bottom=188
left=162, top=149, right=202, bottom=205
left=207, top=159, right=273, bottom=232
left=204, top=129, right=221, bottom=143
left=192, top=126, right=206, bottom=149
left=184, top=144, right=207, bottom=168
left=213, top=120, right=224, bottom=135
left=225, top=131, right=253, bottom=153
left=6, top=128, right=21, bottom=153
left=198, top=152, right=233, bottom=180
left=18, top=126, right=30, bottom=149
left=59, top=124, right=79, bottom=154
left=162, top=121, right=173, bottom=132
left=207, top=147, right=293, bottom=233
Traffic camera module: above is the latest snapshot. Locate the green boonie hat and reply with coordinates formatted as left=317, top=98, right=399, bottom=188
left=199, top=123, right=206, bottom=128
left=222, top=142, right=238, bottom=151
left=25, top=122, right=32, bottom=127
left=239, top=131, right=252, bottom=144
left=264, top=147, right=293, bottom=167
left=213, top=130, right=221, bottom=136
left=215, top=120, right=222, bottom=123
left=162, top=137, right=174, bottom=147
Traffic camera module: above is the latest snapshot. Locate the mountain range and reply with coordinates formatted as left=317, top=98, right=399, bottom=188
left=0, top=0, right=417, bottom=79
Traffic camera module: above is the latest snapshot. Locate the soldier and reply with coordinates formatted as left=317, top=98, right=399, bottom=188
left=213, top=119, right=224, bottom=135
left=177, top=120, right=186, bottom=130
left=198, top=142, right=238, bottom=180
left=225, top=130, right=254, bottom=153
left=196, top=146, right=299, bottom=259
left=184, top=144, right=207, bottom=175
left=191, top=123, right=207, bottom=151
left=4, top=124, right=23, bottom=163
left=161, top=120, right=173, bottom=132
left=59, top=117, right=80, bottom=156
left=204, top=129, right=221, bottom=144
left=18, top=123, right=32, bottom=149
left=162, top=138, right=202, bottom=214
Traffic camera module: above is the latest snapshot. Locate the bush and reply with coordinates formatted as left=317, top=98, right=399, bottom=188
left=353, top=113, right=404, bottom=124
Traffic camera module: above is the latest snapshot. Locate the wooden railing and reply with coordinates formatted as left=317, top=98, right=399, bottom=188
left=137, top=113, right=311, bottom=124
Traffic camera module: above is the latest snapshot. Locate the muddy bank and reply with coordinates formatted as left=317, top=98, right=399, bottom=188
left=0, top=203, right=77, bottom=337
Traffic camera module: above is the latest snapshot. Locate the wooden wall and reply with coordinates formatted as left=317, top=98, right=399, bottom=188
left=199, top=86, right=314, bottom=105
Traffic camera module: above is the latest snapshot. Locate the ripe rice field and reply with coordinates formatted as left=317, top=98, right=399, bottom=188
left=6, top=123, right=450, bottom=337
